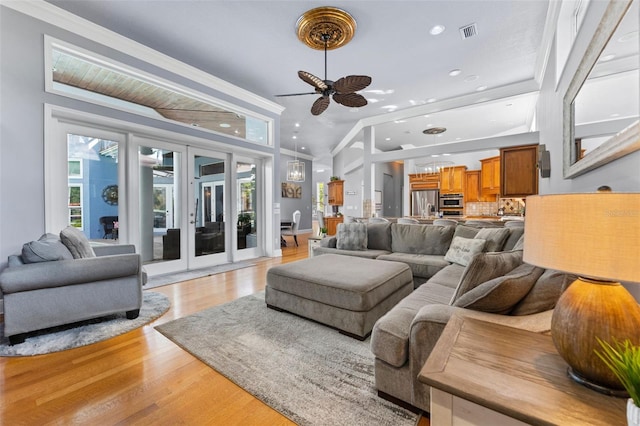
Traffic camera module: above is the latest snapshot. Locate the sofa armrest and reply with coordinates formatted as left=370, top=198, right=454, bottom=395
left=92, top=244, right=136, bottom=256
left=0, top=253, right=142, bottom=294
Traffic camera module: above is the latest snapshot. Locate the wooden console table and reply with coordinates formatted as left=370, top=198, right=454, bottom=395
left=418, top=316, right=627, bottom=426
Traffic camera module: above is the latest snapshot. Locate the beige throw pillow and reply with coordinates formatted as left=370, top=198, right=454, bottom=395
left=444, top=236, right=486, bottom=267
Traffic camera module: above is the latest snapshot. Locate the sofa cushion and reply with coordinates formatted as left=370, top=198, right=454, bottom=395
left=367, top=222, right=392, bottom=251
left=376, top=253, right=451, bottom=279
left=425, top=263, right=466, bottom=290
left=320, top=236, right=337, bottom=248
left=450, top=249, right=523, bottom=303
left=60, top=226, right=96, bottom=259
left=452, top=263, right=544, bottom=314
left=444, top=236, right=486, bottom=266
left=510, top=269, right=577, bottom=315
left=21, top=233, right=74, bottom=264
left=313, top=246, right=390, bottom=259
left=512, top=234, right=525, bottom=251
left=391, top=223, right=455, bottom=255
left=474, top=227, right=510, bottom=252
left=502, top=227, right=525, bottom=251
left=453, top=224, right=480, bottom=240
left=336, top=223, right=368, bottom=250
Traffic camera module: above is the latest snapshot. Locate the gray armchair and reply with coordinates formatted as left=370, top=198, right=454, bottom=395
left=0, top=243, right=144, bottom=345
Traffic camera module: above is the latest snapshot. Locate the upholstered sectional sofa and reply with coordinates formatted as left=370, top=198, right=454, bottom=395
left=313, top=222, right=574, bottom=412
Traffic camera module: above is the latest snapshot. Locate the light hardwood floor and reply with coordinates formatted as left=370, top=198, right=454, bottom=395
left=2, top=233, right=429, bottom=425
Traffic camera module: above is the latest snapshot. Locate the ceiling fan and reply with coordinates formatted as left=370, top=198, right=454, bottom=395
left=276, top=34, right=372, bottom=116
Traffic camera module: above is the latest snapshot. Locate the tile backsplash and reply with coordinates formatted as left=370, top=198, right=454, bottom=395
left=499, top=198, right=526, bottom=215
left=465, top=202, right=498, bottom=216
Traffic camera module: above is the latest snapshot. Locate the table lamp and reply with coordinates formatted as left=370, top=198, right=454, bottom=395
left=524, top=192, right=640, bottom=395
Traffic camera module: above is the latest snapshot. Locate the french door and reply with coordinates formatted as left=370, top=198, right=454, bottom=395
left=49, top=117, right=267, bottom=278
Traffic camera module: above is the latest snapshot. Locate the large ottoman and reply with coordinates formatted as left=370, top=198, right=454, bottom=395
left=265, top=254, right=413, bottom=339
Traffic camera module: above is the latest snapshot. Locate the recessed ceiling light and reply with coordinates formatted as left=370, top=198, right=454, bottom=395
left=426, top=98, right=437, bottom=103
left=317, top=169, right=325, bottom=173
left=381, top=105, right=398, bottom=111
left=394, top=120, right=407, bottom=124
left=292, top=135, right=297, bottom=139
left=431, top=154, right=440, bottom=157
left=449, top=69, right=462, bottom=77
left=430, top=25, right=446, bottom=35
left=219, top=123, right=231, bottom=128
left=423, top=114, right=431, bottom=118
left=464, top=75, right=479, bottom=82
left=600, top=53, right=616, bottom=62
left=476, top=85, right=487, bottom=91
left=385, top=137, right=392, bottom=141
left=295, top=122, right=300, bottom=127
left=301, top=146, right=306, bottom=150
left=610, top=113, right=620, bottom=117
left=442, top=153, right=451, bottom=156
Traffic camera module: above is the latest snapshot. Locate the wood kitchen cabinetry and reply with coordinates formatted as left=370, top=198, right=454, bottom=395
left=325, top=216, right=343, bottom=236
left=500, top=144, right=538, bottom=197
left=327, top=180, right=344, bottom=206
left=464, top=170, right=481, bottom=202
left=480, top=156, right=500, bottom=200
left=409, top=173, right=440, bottom=190
left=440, top=166, right=467, bottom=194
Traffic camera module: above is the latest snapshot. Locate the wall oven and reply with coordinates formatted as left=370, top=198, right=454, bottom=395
left=439, top=193, right=464, bottom=209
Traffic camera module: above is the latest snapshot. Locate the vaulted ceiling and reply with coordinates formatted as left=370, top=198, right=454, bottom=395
left=44, top=1, right=637, bottom=170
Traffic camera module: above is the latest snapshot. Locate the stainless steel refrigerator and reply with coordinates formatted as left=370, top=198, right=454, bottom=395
left=410, top=190, right=439, bottom=217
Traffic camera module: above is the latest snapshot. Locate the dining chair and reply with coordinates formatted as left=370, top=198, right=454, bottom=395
left=281, top=210, right=301, bottom=246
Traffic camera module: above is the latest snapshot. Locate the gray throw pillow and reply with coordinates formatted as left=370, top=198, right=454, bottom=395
left=452, top=263, right=544, bottom=314
left=444, top=236, right=486, bottom=266
left=366, top=222, right=392, bottom=251
left=320, top=236, right=337, bottom=248
left=336, top=223, right=368, bottom=250
left=60, top=226, right=96, bottom=259
left=510, top=269, right=578, bottom=315
left=21, top=233, right=74, bottom=263
left=450, top=249, right=524, bottom=303
left=474, top=227, right=510, bottom=252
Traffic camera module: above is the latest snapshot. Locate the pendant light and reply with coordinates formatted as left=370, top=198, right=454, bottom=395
left=287, top=138, right=305, bottom=182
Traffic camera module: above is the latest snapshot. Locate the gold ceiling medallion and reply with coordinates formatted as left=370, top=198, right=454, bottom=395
left=296, top=7, right=357, bottom=50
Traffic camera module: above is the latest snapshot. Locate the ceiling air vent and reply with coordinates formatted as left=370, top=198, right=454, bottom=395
left=459, top=23, right=478, bottom=39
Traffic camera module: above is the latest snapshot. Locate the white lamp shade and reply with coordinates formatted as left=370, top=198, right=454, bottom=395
left=523, top=193, right=640, bottom=283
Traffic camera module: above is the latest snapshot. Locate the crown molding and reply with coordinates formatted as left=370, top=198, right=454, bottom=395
left=2, top=0, right=285, bottom=115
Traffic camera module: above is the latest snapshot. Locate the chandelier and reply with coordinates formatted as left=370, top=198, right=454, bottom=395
left=286, top=139, right=305, bottom=182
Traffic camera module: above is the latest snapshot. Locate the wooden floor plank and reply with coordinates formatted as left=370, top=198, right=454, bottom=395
left=1, top=233, right=428, bottom=425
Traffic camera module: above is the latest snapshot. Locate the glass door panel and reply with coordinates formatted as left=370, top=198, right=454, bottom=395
left=67, top=133, right=119, bottom=241
left=189, top=150, right=228, bottom=267
left=138, top=146, right=182, bottom=265
left=237, top=162, right=257, bottom=251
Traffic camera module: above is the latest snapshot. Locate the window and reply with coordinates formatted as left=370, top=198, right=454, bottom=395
left=46, top=38, right=272, bottom=145
left=68, top=184, right=82, bottom=228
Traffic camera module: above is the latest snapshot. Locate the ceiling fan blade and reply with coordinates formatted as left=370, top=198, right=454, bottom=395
left=275, top=92, right=318, bottom=97
left=298, top=71, right=328, bottom=91
left=333, top=93, right=368, bottom=108
left=311, top=96, right=330, bottom=116
left=333, top=75, right=372, bottom=94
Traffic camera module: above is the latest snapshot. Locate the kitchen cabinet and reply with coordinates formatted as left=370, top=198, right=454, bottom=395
left=500, top=144, right=539, bottom=197
left=327, top=180, right=344, bottom=206
left=325, top=216, right=343, bottom=236
left=409, top=173, right=440, bottom=190
left=440, top=166, right=467, bottom=194
left=464, top=170, right=481, bottom=202
left=480, top=156, right=500, bottom=199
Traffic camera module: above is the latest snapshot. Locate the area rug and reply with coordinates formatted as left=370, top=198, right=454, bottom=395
left=0, top=291, right=170, bottom=357
left=145, top=261, right=257, bottom=289
left=155, top=292, right=419, bottom=426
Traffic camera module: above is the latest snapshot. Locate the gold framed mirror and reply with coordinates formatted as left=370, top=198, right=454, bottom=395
left=563, top=0, right=639, bottom=178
